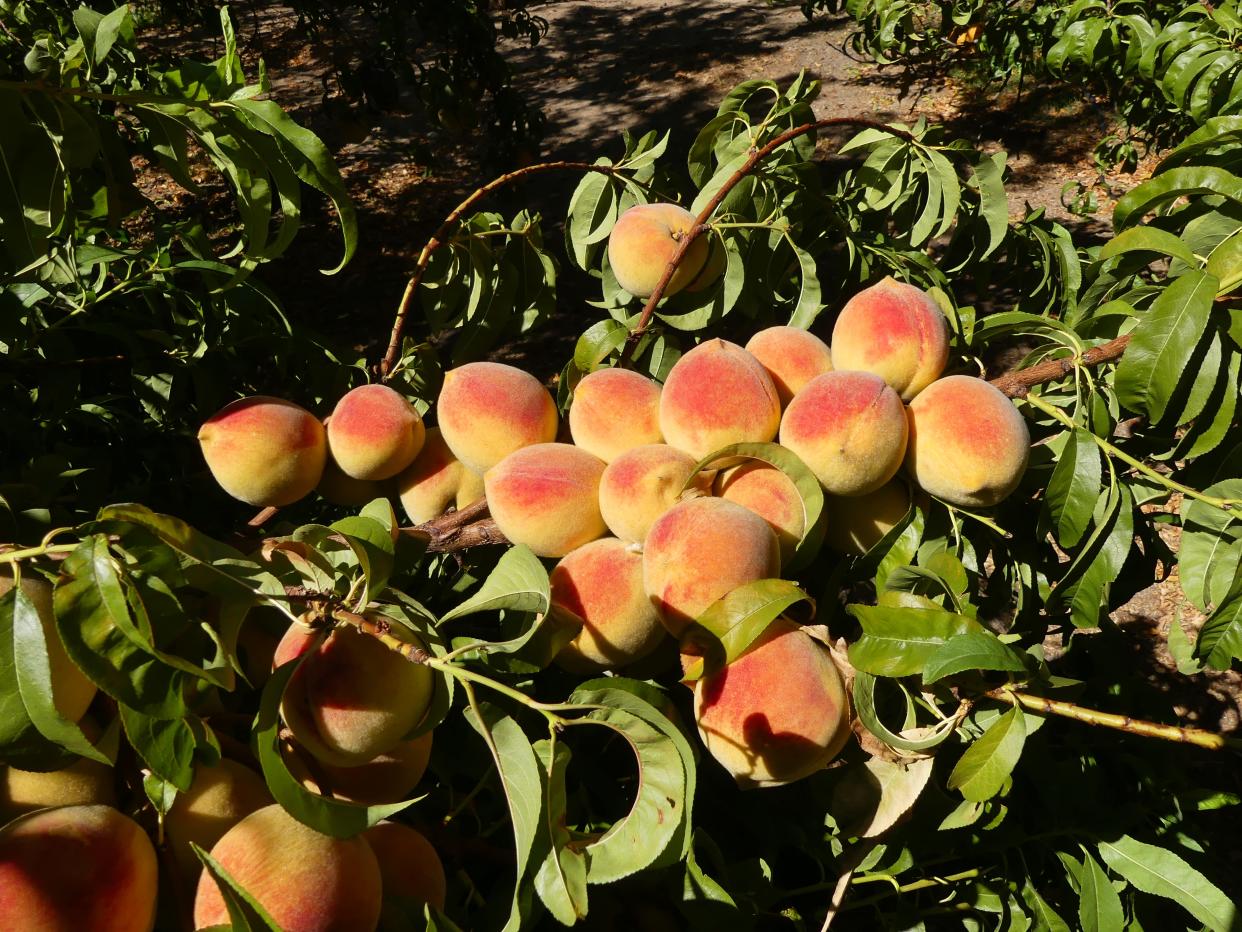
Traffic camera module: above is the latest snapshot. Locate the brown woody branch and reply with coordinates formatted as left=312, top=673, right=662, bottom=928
left=400, top=497, right=507, bottom=552
left=377, top=161, right=643, bottom=379
left=989, top=334, right=1131, bottom=398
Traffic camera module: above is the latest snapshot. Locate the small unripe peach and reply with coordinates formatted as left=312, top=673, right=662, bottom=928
left=744, top=326, right=834, bottom=407
left=779, top=372, right=908, bottom=496
left=551, top=539, right=666, bottom=672
left=715, top=462, right=805, bottom=564
left=0, top=804, right=158, bottom=932
left=198, top=396, right=327, bottom=506
left=644, top=497, right=780, bottom=636
left=283, top=731, right=432, bottom=805
left=485, top=444, right=607, bottom=558
left=607, top=203, right=709, bottom=298
left=193, top=804, right=382, bottom=932
left=365, top=821, right=447, bottom=912
left=824, top=480, right=912, bottom=555
left=695, top=618, right=850, bottom=787
left=437, top=362, right=558, bottom=474
left=905, top=376, right=1030, bottom=508
left=659, top=339, right=781, bottom=459
left=327, top=384, right=425, bottom=481
left=831, top=277, right=950, bottom=401
left=598, top=444, right=702, bottom=544
left=396, top=428, right=464, bottom=524
left=568, top=368, right=663, bottom=462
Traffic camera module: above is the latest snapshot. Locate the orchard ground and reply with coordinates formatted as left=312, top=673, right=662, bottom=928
left=138, top=0, right=1236, bottom=731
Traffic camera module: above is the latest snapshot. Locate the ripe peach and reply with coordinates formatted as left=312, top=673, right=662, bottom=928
left=694, top=618, right=851, bottom=787
left=283, top=731, right=432, bottom=805
left=744, top=326, right=834, bottom=407
left=607, top=203, right=709, bottom=298
left=282, top=624, right=434, bottom=767
left=643, top=497, right=780, bottom=637
left=455, top=467, right=485, bottom=510
left=364, top=821, right=447, bottom=912
left=326, top=384, right=425, bottom=481
left=318, top=457, right=385, bottom=507
left=0, top=804, right=158, bottom=932
left=1, top=759, right=116, bottom=821
left=779, top=371, right=908, bottom=496
left=714, top=462, right=805, bottom=564
left=551, top=539, right=666, bottom=672
left=166, top=759, right=273, bottom=883
left=830, top=277, right=950, bottom=401
left=396, top=428, right=464, bottom=524
left=568, top=368, right=663, bottom=462
left=198, top=395, right=327, bottom=507
left=484, top=444, right=607, bottom=558
left=193, top=804, right=382, bottom=932
left=0, top=571, right=96, bottom=722
left=659, top=339, right=781, bottom=459
left=905, top=376, right=1030, bottom=508
left=598, top=444, right=702, bottom=544
left=437, top=362, right=558, bottom=474
left=824, top=481, right=911, bottom=556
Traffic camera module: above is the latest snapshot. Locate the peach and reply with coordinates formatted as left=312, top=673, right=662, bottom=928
left=551, top=539, right=666, bottom=672
left=684, top=234, right=727, bottom=293
left=455, top=467, right=485, bottom=510
left=830, top=277, right=950, bottom=401
left=166, top=759, right=273, bottom=883
left=396, top=428, right=464, bottom=524
left=568, top=368, right=662, bottom=462
left=437, top=362, right=558, bottom=474
left=779, top=371, right=908, bottom=496
left=194, top=803, right=381, bottom=932
left=659, top=339, right=781, bottom=459
left=0, top=804, right=158, bottom=932
left=198, top=395, right=326, bottom=507
left=905, top=376, right=1030, bottom=508
left=694, top=618, right=851, bottom=787
left=714, top=462, right=805, bottom=564
left=484, top=444, right=607, bottom=558
left=282, top=624, right=434, bottom=767
left=744, top=326, right=834, bottom=407
left=643, top=497, right=780, bottom=637
left=1, top=749, right=116, bottom=821
left=824, top=481, right=911, bottom=556
left=282, top=731, right=432, bottom=805
left=598, top=444, right=702, bottom=544
left=327, top=384, right=425, bottom=481
left=607, top=203, right=709, bottom=298
left=0, top=571, right=96, bottom=722
left=364, top=821, right=447, bottom=912
left=318, top=457, right=385, bottom=507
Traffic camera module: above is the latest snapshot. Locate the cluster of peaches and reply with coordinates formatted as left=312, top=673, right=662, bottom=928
left=0, top=573, right=447, bottom=931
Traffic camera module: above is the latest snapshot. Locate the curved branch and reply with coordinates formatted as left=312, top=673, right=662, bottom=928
left=618, top=117, right=918, bottom=364
left=990, top=334, right=1131, bottom=398
left=378, top=161, right=641, bottom=379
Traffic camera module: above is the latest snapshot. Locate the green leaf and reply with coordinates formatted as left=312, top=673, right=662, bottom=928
left=1180, top=480, right=1242, bottom=612
left=1098, top=835, right=1238, bottom=931
left=193, top=844, right=282, bottom=931
left=1077, top=849, right=1124, bottom=932
left=1099, top=226, right=1201, bottom=268
left=1021, top=877, right=1070, bottom=932
left=1115, top=270, right=1218, bottom=422
left=1114, top=166, right=1242, bottom=229
left=830, top=755, right=934, bottom=838
left=921, top=633, right=1028, bottom=684
left=1045, top=429, right=1102, bottom=549
left=440, top=545, right=550, bottom=623
left=947, top=706, right=1027, bottom=802
left=119, top=705, right=196, bottom=792
left=681, top=579, right=811, bottom=682
left=531, top=738, right=589, bottom=925
left=853, top=672, right=958, bottom=752
left=1196, top=570, right=1242, bottom=670
left=847, top=605, right=982, bottom=677
left=329, top=515, right=395, bottom=606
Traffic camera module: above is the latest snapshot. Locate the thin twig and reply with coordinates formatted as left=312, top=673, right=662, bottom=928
left=990, top=334, right=1131, bottom=398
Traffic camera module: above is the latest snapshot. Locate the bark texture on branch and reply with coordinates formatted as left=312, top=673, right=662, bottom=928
left=990, top=334, right=1131, bottom=398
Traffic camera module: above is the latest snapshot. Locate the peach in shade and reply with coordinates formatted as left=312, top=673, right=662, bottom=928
left=744, top=326, right=834, bottom=407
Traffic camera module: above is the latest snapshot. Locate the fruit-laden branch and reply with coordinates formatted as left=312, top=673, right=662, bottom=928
left=618, top=117, right=918, bottom=363
left=378, top=161, right=648, bottom=379
left=984, top=686, right=1242, bottom=752
left=989, top=335, right=1131, bottom=398
left=400, top=498, right=506, bottom=551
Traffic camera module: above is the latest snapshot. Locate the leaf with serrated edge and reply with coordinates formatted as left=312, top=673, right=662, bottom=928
left=947, top=705, right=1027, bottom=802
left=1077, top=848, right=1124, bottom=932
left=1098, top=835, right=1237, bottom=931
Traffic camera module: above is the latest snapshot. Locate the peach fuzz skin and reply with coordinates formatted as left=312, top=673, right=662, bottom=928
left=830, top=277, right=950, bottom=401
left=607, top=203, right=709, bottom=298
left=484, top=443, right=607, bottom=558
left=598, top=444, right=702, bottom=544
left=198, top=395, right=327, bottom=507
left=643, top=497, right=780, bottom=637
left=779, top=371, right=908, bottom=497
left=568, top=368, right=663, bottom=463
left=436, top=362, right=558, bottom=474
left=694, top=618, right=851, bottom=788
left=326, top=384, right=425, bottom=481
left=0, top=804, right=158, bottom=932
left=365, top=821, right=447, bottom=912
left=714, top=461, right=806, bottom=564
left=193, top=804, right=382, bottom=932
left=744, top=326, right=834, bottom=407
left=659, top=339, right=782, bottom=460
left=905, top=375, right=1031, bottom=508
left=283, top=731, right=433, bottom=805
left=166, top=759, right=273, bottom=885
left=396, top=428, right=465, bottom=524
left=551, top=538, right=666, bottom=672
